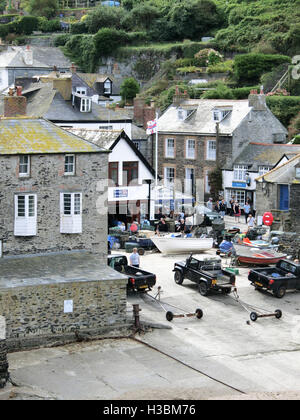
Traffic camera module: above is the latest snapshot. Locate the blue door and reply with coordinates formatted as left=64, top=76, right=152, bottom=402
left=279, top=185, right=289, bottom=210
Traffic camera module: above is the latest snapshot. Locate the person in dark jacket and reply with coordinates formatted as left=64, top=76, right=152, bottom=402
left=156, top=218, right=168, bottom=235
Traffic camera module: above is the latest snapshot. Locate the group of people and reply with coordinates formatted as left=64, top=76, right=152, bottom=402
left=207, top=196, right=256, bottom=230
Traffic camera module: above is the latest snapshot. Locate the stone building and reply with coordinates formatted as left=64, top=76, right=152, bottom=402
left=0, top=316, right=8, bottom=390
left=154, top=90, right=287, bottom=207
left=0, top=91, right=128, bottom=350
left=256, top=153, right=300, bottom=233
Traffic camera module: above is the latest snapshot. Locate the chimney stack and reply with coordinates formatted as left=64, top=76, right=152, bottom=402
left=70, top=63, right=76, bottom=74
left=23, top=45, right=33, bottom=66
left=173, top=86, right=189, bottom=107
left=4, top=87, right=26, bottom=117
left=248, top=90, right=267, bottom=111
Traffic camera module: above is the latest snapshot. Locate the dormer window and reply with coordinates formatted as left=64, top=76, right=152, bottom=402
left=177, top=107, right=186, bottom=120
left=76, top=87, right=87, bottom=96
left=80, top=98, right=91, bottom=112
left=212, top=108, right=232, bottom=122
left=104, top=80, right=112, bottom=95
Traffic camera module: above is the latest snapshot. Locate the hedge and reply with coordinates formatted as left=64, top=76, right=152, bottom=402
left=266, top=96, right=300, bottom=127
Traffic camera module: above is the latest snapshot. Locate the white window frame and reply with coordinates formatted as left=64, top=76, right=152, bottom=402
left=165, top=138, right=175, bottom=158
left=60, top=192, right=82, bottom=234
left=258, top=165, right=271, bottom=176
left=80, top=98, right=91, bottom=112
left=233, top=165, right=248, bottom=181
left=19, top=155, right=30, bottom=177
left=104, top=80, right=111, bottom=94
left=164, top=167, right=175, bottom=188
left=185, top=167, right=194, bottom=195
left=14, top=194, right=37, bottom=236
left=64, top=154, right=75, bottom=175
left=206, top=140, right=216, bottom=161
left=205, top=170, right=211, bottom=193
left=186, top=139, right=195, bottom=159
left=76, top=87, right=87, bottom=96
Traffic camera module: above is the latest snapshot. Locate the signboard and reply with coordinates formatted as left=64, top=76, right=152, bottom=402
left=232, top=182, right=246, bottom=188
left=114, top=189, right=128, bottom=198
left=64, top=300, right=73, bottom=313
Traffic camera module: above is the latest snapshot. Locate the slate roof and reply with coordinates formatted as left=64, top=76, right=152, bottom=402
left=157, top=99, right=287, bottom=136
left=0, top=46, right=71, bottom=69
left=0, top=118, right=107, bottom=155
left=256, top=154, right=300, bottom=184
left=224, top=142, right=300, bottom=172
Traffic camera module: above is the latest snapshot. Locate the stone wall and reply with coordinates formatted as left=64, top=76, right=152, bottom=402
left=0, top=152, right=108, bottom=259
left=0, top=271, right=128, bottom=352
left=278, top=232, right=300, bottom=260
left=0, top=317, right=9, bottom=389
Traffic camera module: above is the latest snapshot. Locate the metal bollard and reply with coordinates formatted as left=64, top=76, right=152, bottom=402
left=133, top=304, right=142, bottom=330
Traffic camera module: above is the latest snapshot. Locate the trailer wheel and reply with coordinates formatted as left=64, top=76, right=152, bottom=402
left=198, top=281, right=209, bottom=296
left=174, top=270, right=184, bottom=285
left=275, top=309, right=282, bottom=319
left=195, top=308, right=203, bottom=319
left=138, top=248, right=145, bottom=256
left=221, top=287, right=232, bottom=295
left=250, top=312, right=258, bottom=322
left=275, top=286, right=286, bottom=298
left=166, top=311, right=174, bottom=322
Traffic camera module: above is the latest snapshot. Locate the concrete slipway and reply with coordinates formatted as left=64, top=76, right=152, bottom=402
left=5, top=217, right=300, bottom=400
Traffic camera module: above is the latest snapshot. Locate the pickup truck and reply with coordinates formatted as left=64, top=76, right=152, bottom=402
left=107, top=254, right=156, bottom=292
left=248, top=259, right=300, bottom=298
left=173, top=255, right=236, bottom=296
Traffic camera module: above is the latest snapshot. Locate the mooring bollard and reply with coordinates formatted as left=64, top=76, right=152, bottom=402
left=132, top=304, right=142, bottom=330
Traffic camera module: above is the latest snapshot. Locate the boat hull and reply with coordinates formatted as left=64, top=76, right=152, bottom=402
left=151, top=236, right=214, bottom=254
left=234, top=245, right=286, bottom=265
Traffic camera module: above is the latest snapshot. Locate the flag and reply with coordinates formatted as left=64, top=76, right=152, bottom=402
left=146, top=119, right=157, bottom=135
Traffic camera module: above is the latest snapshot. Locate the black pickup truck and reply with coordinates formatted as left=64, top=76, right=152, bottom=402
left=248, top=259, right=300, bottom=298
left=107, top=254, right=156, bottom=292
left=173, top=255, right=236, bottom=296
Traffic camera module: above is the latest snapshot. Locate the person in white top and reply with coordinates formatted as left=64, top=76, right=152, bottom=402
left=247, top=214, right=255, bottom=231
left=206, top=198, right=213, bottom=211
left=129, top=248, right=140, bottom=267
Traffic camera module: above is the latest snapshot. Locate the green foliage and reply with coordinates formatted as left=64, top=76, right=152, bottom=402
left=207, top=60, right=233, bottom=74
left=38, top=17, right=60, bottom=33
left=94, top=28, right=129, bottom=58
left=208, top=167, right=223, bottom=201
left=26, top=0, right=58, bottom=19
left=15, top=16, right=39, bottom=35
left=84, top=5, right=127, bottom=33
left=70, top=21, right=88, bottom=34
left=202, top=81, right=234, bottom=99
left=54, top=33, right=71, bottom=47
left=266, top=96, right=300, bottom=128
left=120, top=77, right=140, bottom=102
left=64, top=34, right=97, bottom=72
left=233, top=53, right=291, bottom=84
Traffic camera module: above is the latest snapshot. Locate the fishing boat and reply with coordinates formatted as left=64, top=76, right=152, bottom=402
left=151, top=234, right=214, bottom=254
left=234, top=244, right=286, bottom=265
left=241, top=237, right=277, bottom=249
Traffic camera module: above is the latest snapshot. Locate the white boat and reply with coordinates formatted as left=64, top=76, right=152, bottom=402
left=151, top=235, right=214, bottom=254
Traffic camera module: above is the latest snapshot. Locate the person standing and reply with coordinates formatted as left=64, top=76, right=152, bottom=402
left=206, top=197, right=213, bottom=211
left=129, top=248, right=140, bottom=268
left=243, top=201, right=251, bottom=224
left=219, top=199, right=227, bottom=218
left=247, top=214, right=255, bottom=231
left=156, top=218, right=169, bottom=236
left=229, top=196, right=235, bottom=216
left=233, top=201, right=241, bottom=223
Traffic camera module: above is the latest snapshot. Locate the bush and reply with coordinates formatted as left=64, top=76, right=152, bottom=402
left=234, top=53, right=291, bottom=84
left=38, top=17, right=61, bottom=33
left=70, top=21, right=88, bottom=34
left=94, top=28, right=129, bottom=58
left=120, top=77, right=140, bottom=102
left=15, top=16, right=39, bottom=35
left=202, top=82, right=234, bottom=99
left=266, top=96, right=300, bottom=127
left=54, top=33, right=71, bottom=47
left=207, top=60, right=233, bottom=74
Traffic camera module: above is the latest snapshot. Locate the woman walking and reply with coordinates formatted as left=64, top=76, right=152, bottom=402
left=233, top=201, right=241, bottom=223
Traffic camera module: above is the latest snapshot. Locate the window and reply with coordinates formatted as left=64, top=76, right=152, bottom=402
left=258, top=166, right=271, bottom=176
left=234, top=190, right=246, bottom=206
left=207, top=140, right=216, bottom=160
left=186, top=139, right=195, bottom=159
left=122, top=162, right=138, bottom=186
left=19, top=155, right=30, bottom=177
left=109, top=162, right=119, bottom=186
left=205, top=170, right=211, bottom=193
left=64, top=154, right=75, bottom=175
left=14, top=194, right=37, bottom=236
left=212, top=108, right=231, bottom=122
left=60, top=192, right=82, bottom=234
left=80, top=98, right=91, bottom=112
left=133, top=141, right=140, bottom=150
left=104, top=80, right=111, bottom=94
left=164, top=167, right=175, bottom=187
left=76, top=87, right=86, bottom=96
left=233, top=165, right=248, bottom=181
left=99, top=125, right=113, bottom=130
left=165, top=138, right=175, bottom=158
left=185, top=167, right=195, bottom=195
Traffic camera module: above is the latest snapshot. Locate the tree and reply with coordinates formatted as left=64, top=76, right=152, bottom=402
left=84, top=5, right=127, bottom=33
left=94, top=28, right=129, bottom=58
left=26, top=0, right=58, bottom=19
left=120, top=78, right=140, bottom=102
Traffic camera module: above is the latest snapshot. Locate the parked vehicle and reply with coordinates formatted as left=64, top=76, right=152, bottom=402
left=107, top=254, right=156, bottom=292
left=173, top=255, right=236, bottom=296
left=248, top=259, right=300, bottom=298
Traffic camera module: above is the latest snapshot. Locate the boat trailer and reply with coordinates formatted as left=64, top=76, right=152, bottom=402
left=231, top=287, right=282, bottom=322
left=142, top=286, right=204, bottom=322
